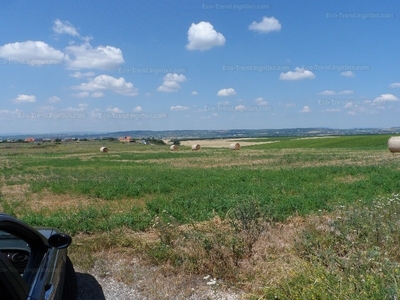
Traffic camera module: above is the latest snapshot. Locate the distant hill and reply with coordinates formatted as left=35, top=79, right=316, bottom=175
left=1, top=127, right=399, bottom=141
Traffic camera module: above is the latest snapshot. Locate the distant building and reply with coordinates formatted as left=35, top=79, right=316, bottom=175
left=24, top=137, right=35, bottom=143
left=119, top=136, right=132, bottom=143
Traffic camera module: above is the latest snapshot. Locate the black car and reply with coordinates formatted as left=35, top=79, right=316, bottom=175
left=0, top=213, right=78, bottom=300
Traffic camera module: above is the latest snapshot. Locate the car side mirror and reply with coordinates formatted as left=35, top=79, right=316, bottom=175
left=48, top=233, right=72, bottom=249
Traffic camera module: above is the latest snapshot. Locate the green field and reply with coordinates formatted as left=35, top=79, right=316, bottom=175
left=1, top=135, right=400, bottom=298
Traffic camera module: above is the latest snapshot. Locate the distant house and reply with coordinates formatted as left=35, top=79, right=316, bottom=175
left=24, top=137, right=35, bottom=143
left=119, top=136, right=132, bottom=143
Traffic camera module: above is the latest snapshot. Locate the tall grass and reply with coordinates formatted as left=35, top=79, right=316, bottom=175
left=264, top=195, right=400, bottom=299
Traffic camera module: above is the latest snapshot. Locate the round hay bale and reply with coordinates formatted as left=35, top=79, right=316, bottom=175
left=170, top=145, right=179, bottom=151
left=388, top=137, right=400, bottom=153
left=229, top=143, right=240, bottom=150
left=100, top=147, right=108, bottom=153
left=191, top=144, right=201, bottom=151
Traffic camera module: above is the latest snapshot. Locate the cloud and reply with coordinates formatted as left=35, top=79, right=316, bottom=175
left=75, top=74, right=138, bottom=96
left=217, top=88, right=236, bottom=97
left=324, top=108, right=341, bottom=112
left=318, top=90, right=336, bottom=95
left=338, top=90, right=354, bottom=95
left=157, top=73, right=187, bottom=93
left=92, top=92, right=105, bottom=98
left=235, top=105, right=246, bottom=111
left=341, top=71, right=355, bottom=77
left=218, top=101, right=230, bottom=106
left=13, top=94, right=36, bottom=103
left=186, top=21, right=226, bottom=51
left=249, top=16, right=282, bottom=33
left=106, top=106, right=123, bottom=113
left=48, top=96, right=61, bottom=103
left=65, top=43, right=124, bottom=70
left=64, top=103, right=87, bottom=112
left=374, top=94, right=399, bottom=102
left=73, top=92, right=90, bottom=98
left=170, top=105, right=189, bottom=111
left=344, top=102, right=354, bottom=109
left=255, top=97, right=269, bottom=106
left=389, top=82, right=400, bottom=88
left=133, top=106, right=142, bottom=112
left=192, top=91, right=198, bottom=95
left=279, top=102, right=296, bottom=107
left=0, top=41, right=64, bottom=65
left=300, top=105, right=311, bottom=113
left=0, top=109, right=21, bottom=114
left=319, top=90, right=354, bottom=95
left=69, top=71, right=95, bottom=79
left=52, top=19, right=79, bottom=37
left=279, top=68, right=315, bottom=81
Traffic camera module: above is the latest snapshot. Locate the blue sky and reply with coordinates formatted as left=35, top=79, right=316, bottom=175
left=0, top=0, right=399, bottom=134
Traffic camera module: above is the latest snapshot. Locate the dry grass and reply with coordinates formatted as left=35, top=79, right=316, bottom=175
left=0, top=184, right=150, bottom=217
left=66, top=213, right=321, bottom=298
left=130, top=149, right=394, bottom=170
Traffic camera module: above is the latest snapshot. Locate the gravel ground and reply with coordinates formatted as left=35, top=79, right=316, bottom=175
left=75, top=261, right=244, bottom=300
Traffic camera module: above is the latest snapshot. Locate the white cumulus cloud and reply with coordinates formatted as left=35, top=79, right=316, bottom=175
left=338, top=90, right=354, bottom=95
left=13, top=94, right=36, bottom=104
left=319, top=90, right=354, bottom=95
left=75, top=74, right=138, bottom=96
left=106, top=106, right=123, bottom=113
left=341, top=71, right=355, bottom=77
left=318, top=90, right=336, bottom=95
left=157, top=73, right=187, bottom=93
left=249, top=16, right=281, bottom=33
left=300, top=105, right=311, bottom=113
left=69, top=71, right=95, bottom=79
left=235, top=105, right=247, bottom=111
left=280, top=68, right=315, bottom=81
left=374, top=94, right=399, bottom=102
left=324, top=108, right=341, bottom=112
left=217, top=88, right=236, bottom=97
left=65, top=43, right=124, bottom=70
left=389, top=82, right=400, bottom=88
left=64, top=103, right=87, bottom=112
left=73, top=92, right=90, bottom=98
left=133, top=106, right=142, bottom=112
left=91, top=92, right=105, bottom=98
left=255, top=97, right=269, bottom=106
left=170, top=105, right=189, bottom=111
left=0, top=109, right=21, bottom=114
left=186, top=21, right=226, bottom=51
left=52, top=19, right=80, bottom=37
left=48, top=96, right=61, bottom=103
left=0, top=41, right=64, bottom=65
